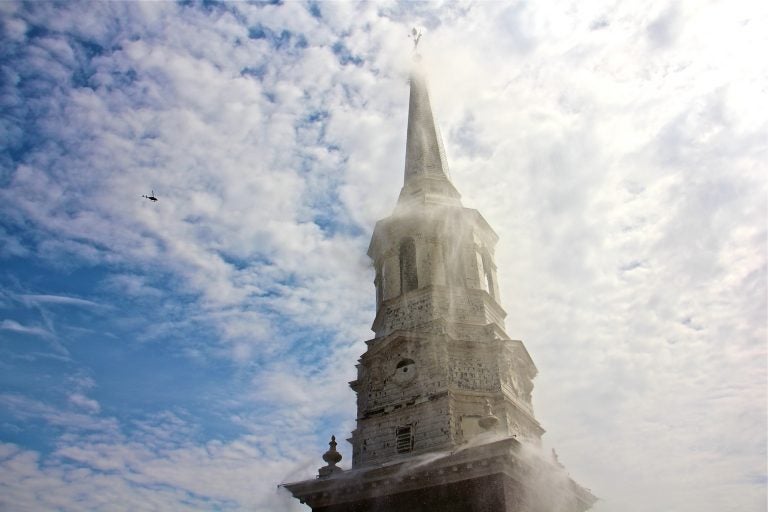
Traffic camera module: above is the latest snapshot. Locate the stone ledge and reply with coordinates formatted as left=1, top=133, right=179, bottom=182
left=282, top=437, right=596, bottom=511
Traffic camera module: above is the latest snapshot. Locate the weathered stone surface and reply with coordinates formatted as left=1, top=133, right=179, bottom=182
left=349, top=328, right=542, bottom=468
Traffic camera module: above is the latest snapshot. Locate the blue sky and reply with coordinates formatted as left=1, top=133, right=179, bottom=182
left=1, top=1, right=766, bottom=510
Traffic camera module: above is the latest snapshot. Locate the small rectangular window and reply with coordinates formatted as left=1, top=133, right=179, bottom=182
left=396, top=425, right=414, bottom=453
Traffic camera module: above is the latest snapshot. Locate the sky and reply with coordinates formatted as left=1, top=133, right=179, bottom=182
left=0, top=0, right=765, bottom=510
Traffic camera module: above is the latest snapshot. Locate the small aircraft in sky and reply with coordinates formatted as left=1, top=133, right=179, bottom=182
left=142, top=190, right=158, bottom=202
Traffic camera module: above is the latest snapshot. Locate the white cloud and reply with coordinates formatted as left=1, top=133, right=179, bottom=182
left=0, top=0, right=765, bottom=511
left=68, top=393, right=100, bottom=414
left=0, top=396, right=313, bottom=512
left=0, top=319, right=52, bottom=338
left=0, top=394, right=117, bottom=434
left=20, top=294, right=102, bottom=308
left=0, top=439, right=308, bottom=512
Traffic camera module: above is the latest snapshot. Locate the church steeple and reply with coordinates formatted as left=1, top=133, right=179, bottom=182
left=397, top=59, right=462, bottom=208
left=283, top=38, right=596, bottom=512
left=367, top=55, right=506, bottom=341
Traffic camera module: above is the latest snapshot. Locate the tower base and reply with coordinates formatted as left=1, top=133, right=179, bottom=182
left=283, top=437, right=595, bottom=512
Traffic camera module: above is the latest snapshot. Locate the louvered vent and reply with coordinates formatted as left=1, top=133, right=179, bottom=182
left=395, top=425, right=414, bottom=454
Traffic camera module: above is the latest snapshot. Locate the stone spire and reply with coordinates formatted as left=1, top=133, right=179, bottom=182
left=397, top=58, right=462, bottom=208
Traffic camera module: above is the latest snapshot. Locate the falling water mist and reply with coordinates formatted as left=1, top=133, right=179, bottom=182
left=281, top=46, right=594, bottom=512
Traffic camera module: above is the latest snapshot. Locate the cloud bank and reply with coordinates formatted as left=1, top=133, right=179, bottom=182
left=0, top=1, right=765, bottom=511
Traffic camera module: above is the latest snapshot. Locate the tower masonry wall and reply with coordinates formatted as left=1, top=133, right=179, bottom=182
left=373, top=286, right=506, bottom=338
left=369, top=207, right=499, bottom=308
left=351, top=330, right=540, bottom=468
left=353, top=396, right=454, bottom=467
left=354, top=333, right=449, bottom=418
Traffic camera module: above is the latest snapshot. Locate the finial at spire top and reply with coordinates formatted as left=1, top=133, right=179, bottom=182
left=410, top=27, right=422, bottom=52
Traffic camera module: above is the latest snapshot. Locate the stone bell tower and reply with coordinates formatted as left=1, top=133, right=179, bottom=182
left=349, top=62, right=543, bottom=468
left=283, top=50, right=595, bottom=512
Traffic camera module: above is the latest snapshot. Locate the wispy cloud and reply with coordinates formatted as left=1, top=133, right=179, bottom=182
left=0, top=319, right=52, bottom=338
left=0, top=393, right=116, bottom=434
left=0, top=395, right=310, bottom=511
left=20, top=294, right=102, bottom=308
left=0, top=0, right=764, bottom=511
left=68, top=393, right=100, bottom=414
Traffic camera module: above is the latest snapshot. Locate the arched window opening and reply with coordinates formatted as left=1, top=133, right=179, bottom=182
left=482, top=252, right=496, bottom=300
left=399, top=238, right=418, bottom=293
left=375, top=263, right=384, bottom=307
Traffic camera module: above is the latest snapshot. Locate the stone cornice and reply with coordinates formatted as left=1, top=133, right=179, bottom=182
left=282, top=437, right=596, bottom=510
